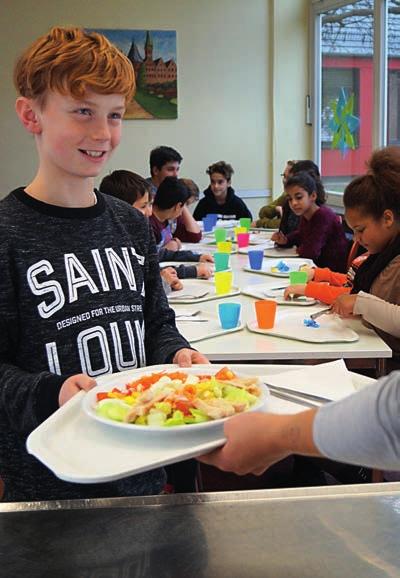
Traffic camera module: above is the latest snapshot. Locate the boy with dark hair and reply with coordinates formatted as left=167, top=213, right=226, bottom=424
left=148, top=147, right=202, bottom=243
left=100, top=170, right=213, bottom=281
left=0, top=26, right=207, bottom=502
left=193, top=161, right=252, bottom=221
left=148, top=145, right=183, bottom=195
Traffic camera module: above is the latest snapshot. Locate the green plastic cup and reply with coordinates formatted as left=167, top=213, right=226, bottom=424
left=239, top=217, right=252, bottom=230
left=289, top=270, right=308, bottom=284
left=214, top=228, right=227, bottom=243
left=214, top=252, right=230, bottom=272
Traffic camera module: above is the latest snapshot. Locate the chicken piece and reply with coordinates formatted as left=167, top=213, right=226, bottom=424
left=124, top=391, right=169, bottom=423
left=194, top=398, right=236, bottom=420
left=222, top=377, right=261, bottom=396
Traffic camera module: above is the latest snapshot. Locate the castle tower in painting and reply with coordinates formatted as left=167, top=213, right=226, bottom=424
left=144, top=31, right=153, bottom=61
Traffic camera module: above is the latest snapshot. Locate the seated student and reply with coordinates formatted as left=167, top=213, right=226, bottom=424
left=0, top=26, right=208, bottom=502
left=147, top=146, right=202, bottom=243
left=256, top=160, right=298, bottom=231
left=99, top=170, right=213, bottom=283
left=181, top=178, right=200, bottom=207
left=283, top=249, right=368, bottom=304
left=271, top=172, right=348, bottom=272
left=329, top=146, right=400, bottom=357
left=193, top=161, right=252, bottom=221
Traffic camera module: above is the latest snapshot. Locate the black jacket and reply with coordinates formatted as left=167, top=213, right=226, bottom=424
left=193, top=187, right=252, bottom=221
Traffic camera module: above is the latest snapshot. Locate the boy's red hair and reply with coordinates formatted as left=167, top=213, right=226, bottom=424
left=14, top=27, right=135, bottom=105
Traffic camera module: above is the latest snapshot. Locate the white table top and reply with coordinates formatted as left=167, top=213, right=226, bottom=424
left=175, top=248, right=392, bottom=362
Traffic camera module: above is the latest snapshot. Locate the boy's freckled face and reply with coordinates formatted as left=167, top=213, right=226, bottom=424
left=210, top=172, right=229, bottom=200
left=34, top=90, right=125, bottom=180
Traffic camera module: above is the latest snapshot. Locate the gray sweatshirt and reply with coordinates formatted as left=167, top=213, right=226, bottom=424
left=0, top=189, right=191, bottom=501
left=314, top=371, right=400, bottom=470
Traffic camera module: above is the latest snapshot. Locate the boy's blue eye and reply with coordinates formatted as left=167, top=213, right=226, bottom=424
left=110, top=112, right=123, bottom=120
left=77, top=108, right=91, bottom=115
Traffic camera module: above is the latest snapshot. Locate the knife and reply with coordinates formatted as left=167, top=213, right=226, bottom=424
left=310, top=307, right=332, bottom=321
left=265, top=383, right=331, bottom=404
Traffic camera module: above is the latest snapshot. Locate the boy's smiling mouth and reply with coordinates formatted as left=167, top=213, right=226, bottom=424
left=79, top=149, right=107, bottom=158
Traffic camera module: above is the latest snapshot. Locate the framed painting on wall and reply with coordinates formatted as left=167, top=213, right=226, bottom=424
left=93, top=29, right=177, bottom=120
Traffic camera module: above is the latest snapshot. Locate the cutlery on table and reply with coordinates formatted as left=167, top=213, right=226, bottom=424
left=175, top=310, right=201, bottom=318
left=265, top=383, right=332, bottom=404
left=170, top=291, right=210, bottom=300
left=268, top=390, right=320, bottom=408
left=310, top=307, right=333, bottom=321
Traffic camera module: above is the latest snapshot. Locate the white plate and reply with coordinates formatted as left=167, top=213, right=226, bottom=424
left=181, top=243, right=238, bottom=255
left=247, top=310, right=359, bottom=343
left=82, top=366, right=269, bottom=434
left=244, top=258, right=314, bottom=277
left=241, top=283, right=317, bottom=306
left=177, top=314, right=245, bottom=342
left=167, top=279, right=240, bottom=303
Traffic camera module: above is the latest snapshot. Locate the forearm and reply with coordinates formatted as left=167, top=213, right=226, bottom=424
left=314, top=373, right=400, bottom=470
left=354, top=292, right=400, bottom=338
left=275, top=410, right=320, bottom=458
left=179, top=207, right=201, bottom=234
left=305, top=282, right=351, bottom=305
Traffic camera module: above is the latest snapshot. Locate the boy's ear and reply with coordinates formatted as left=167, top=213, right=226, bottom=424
left=15, top=97, right=42, bottom=134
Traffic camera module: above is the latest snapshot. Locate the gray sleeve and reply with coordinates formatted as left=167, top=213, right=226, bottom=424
left=313, top=372, right=400, bottom=470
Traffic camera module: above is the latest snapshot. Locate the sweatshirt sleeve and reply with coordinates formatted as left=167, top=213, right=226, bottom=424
left=354, top=291, right=400, bottom=338
left=314, top=372, right=400, bottom=470
left=158, top=248, right=200, bottom=263
left=174, top=265, right=197, bottom=279
left=305, top=282, right=351, bottom=305
left=313, top=267, right=347, bottom=286
left=173, top=218, right=202, bottom=243
left=236, top=198, right=252, bottom=220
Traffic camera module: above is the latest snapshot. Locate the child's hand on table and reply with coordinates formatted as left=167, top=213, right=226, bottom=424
left=199, top=253, right=214, bottom=263
left=331, top=294, right=359, bottom=317
left=299, top=264, right=315, bottom=281
left=271, top=231, right=288, bottom=245
left=161, top=267, right=183, bottom=291
left=59, top=374, right=96, bottom=406
left=284, top=284, right=306, bottom=300
left=196, top=263, right=213, bottom=279
left=164, top=238, right=182, bottom=251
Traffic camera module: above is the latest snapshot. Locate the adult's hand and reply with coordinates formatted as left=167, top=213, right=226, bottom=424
left=198, top=410, right=319, bottom=476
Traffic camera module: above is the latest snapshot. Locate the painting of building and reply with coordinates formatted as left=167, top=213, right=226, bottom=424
left=93, top=29, right=178, bottom=119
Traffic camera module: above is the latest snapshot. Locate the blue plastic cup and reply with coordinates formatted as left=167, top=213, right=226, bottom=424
left=202, top=215, right=214, bottom=232
left=208, top=213, right=219, bottom=227
left=218, top=302, right=241, bottom=330
left=248, top=249, right=264, bottom=270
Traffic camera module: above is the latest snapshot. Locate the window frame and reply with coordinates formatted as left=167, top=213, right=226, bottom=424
left=310, top=0, right=388, bottom=190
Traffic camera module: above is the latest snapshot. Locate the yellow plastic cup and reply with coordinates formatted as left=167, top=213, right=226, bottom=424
left=217, top=241, right=232, bottom=254
left=234, top=226, right=247, bottom=239
left=214, top=271, right=233, bottom=295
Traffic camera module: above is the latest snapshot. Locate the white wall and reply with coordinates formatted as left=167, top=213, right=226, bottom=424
left=0, top=0, right=270, bottom=199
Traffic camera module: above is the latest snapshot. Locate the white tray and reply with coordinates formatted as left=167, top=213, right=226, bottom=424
left=167, top=279, right=240, bottom=303
left=177, top=313, right=245, bottom=342
left=247, top=310, right=359, bottom=343
left=26, top=364, right=270, bottom=484
left=263, top=247, right=299, bottom=258
left=243, top=258, right=314, bottom=277
left=241, top=283, right=317, bottom=306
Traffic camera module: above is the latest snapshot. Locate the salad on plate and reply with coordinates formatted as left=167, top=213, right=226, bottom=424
left=93, top=367, right=262, bottom=428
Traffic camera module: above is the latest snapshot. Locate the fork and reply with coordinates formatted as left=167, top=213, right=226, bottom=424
left=171, top=291, right=210, bottom=300
left=265, top=383, right=331, bottom=404
left=310, top=307, right=333, bottom=321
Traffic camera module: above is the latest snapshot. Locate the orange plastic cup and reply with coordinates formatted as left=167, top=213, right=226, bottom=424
left=255, top=300, right=277, bottom=329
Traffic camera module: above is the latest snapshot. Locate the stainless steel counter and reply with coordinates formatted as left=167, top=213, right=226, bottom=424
left=1, top=483, right=400, bottom=577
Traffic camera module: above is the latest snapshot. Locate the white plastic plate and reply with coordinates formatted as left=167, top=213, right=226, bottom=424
left=167, top=279, right=240, bottom=303
left=241, top=283, right=317, bottom=306
left=247, top=310, right=359, bottom=343
left=244, top=258, right=314, bottom=277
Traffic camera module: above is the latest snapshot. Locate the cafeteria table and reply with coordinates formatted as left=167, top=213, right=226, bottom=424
left=176, top=247, right=392, bottom=376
